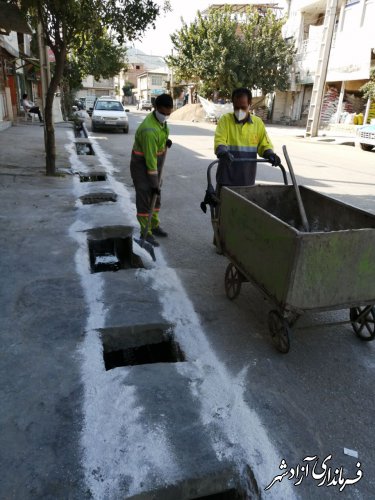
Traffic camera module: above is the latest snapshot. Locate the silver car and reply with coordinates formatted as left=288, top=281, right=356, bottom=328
left=92, top=98, right=129, bottom=133
left=356, top=123, right=375, bottom=151
left=137, top=100, right=153, bottom=111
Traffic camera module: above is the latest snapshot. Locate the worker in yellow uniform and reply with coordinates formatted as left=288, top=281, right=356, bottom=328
left=214, top=87, right=281, bottom=187
left=130, top=93, right=173, bottom=247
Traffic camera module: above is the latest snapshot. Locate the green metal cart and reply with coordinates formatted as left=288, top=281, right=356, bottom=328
left=202, top=156, right=375, bottom=353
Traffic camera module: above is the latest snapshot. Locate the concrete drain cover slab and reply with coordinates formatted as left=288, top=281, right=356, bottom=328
left=80, top=192, right=117, bottom=204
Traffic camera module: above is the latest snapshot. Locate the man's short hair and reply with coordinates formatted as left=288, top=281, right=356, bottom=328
left=155, top=93, right=173, bottom=109
left=22, top=93, right=27, bottom=99
left=231, top=88, right=252, bottom=103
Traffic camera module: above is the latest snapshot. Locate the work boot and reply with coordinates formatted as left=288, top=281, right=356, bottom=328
left=152, top=226, right=168, bottom=237
left=144, top=234, right=160, bottom=247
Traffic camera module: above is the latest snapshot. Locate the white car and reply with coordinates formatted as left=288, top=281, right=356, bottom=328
left=92, top=98, right=129, bottom=133
left=137, top=100, right=153, bottom=111
left=356, top=123, right=375, bottom=151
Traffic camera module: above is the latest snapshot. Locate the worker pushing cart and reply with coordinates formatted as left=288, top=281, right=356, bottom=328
left=214, top=87, right=281, bottom=188
left=201, top=87, right=284, bottom=252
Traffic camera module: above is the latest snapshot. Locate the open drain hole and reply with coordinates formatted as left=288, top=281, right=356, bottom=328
left=193, top=491, right=243, bottom=500
left=104, top=340, right=185, bottom=369
left=75, top=142, right=95, bottom=155
left=88, top=226, right=143, bottom=272
left=100, top=324, right=185, bottom=369
left=80, top=173, right=107, bottom=182
left=80, top=192, right=117, bottom=204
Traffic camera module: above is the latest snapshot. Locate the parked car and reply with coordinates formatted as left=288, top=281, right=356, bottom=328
left=356, top=123, right=375, bottom=151
left=80, top=95, right=97, bottom=116
left=91, top=97, right=129, bottom=133
left=137, top=100, right=153, bottom=111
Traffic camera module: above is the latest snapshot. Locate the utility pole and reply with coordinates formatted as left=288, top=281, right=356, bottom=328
left=170, top=49, right=174, bottom=108
left=305, top=0, right=339, bottom=137
left=37, top=23, right=48, bottom=116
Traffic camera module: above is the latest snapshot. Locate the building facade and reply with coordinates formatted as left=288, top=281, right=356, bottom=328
left=274, top=0, right=375, bottom=129
left=137, top=68, right=169, bottom=103
left=76, top=75, right=116, bottom=99
left=0, top=4, right=36, bottom=128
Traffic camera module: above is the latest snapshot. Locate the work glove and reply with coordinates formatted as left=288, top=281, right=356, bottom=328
left=217, top=150, right=234, bottom=162
left=166, top=139, right=172, bottom=149
left=200, top=184, right=220, bottom=213
left=151, top=187, right=161, bottom=196
left=264, top=152, right=281, bottom=167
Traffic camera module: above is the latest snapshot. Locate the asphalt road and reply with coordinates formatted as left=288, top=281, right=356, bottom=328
left=90, top=109, right=375, bottom=499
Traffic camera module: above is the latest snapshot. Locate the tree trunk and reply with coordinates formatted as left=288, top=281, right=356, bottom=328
left=44, top=45, right=67, bottom=176
left=60, top=78, right=73, bottom=121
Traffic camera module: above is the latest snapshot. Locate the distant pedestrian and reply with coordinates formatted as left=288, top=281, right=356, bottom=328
left=22, top=94, right=43, bottom=122
left=130, top=93, right=173, bottom=247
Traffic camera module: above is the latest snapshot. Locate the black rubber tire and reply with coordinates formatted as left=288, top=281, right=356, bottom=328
left=92, top=125, right=97, bottom=133
left=123, top=127, right=129, bottom=134
left=268, top=310, right=291, bottom=353
left=360, top=143, right=373, bottom=152
left=350, top=306, right=375, bottom=341
left=224, top=263, right=242, bottom=300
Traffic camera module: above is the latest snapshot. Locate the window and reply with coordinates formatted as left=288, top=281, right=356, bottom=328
left=151, top=75, right=163, bottom=86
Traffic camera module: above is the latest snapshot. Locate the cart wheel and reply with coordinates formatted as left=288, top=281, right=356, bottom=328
left=224, top=263, right=242, bottom=300
left=268, top=310, right=291, bottom=354
left=350, top=306, right=375, bottom=341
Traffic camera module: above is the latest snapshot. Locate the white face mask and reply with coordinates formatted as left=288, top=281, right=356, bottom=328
left=234, top=109, right=248, bottom=121
left=155, top=110, right=167, bottom=124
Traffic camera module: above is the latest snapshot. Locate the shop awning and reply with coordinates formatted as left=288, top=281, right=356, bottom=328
left=16, top=48, right=39, bottom=67
left=0, top=2, right=32, bottom=35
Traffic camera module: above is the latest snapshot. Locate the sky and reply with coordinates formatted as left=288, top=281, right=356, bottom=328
left=131, top=0, right=255, bottom=57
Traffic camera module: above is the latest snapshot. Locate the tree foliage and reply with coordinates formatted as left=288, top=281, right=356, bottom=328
left=74, top=33, right=127, bottom=82
left=7, top=0, right=168, bottom=175
left=59, top=33, right=127, bottom=119
left=167, top=9, right=239, bottom=98
left=239, top=9, right=295, bottom=94
left=122, top=81, right=134, bottom=97
left=167, top=7, right=295, bottom=97
left=360, top=69, right=375, bottom=100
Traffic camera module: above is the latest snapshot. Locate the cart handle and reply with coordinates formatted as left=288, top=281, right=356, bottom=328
left=206, top=158, right=288, bottom=187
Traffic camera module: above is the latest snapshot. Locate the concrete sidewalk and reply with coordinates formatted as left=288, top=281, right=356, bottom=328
left=0, top=122, right=261, bottom=499
left=266, top=123, right=357, bottom=145
left=0, top=121, right=89, bottom=498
